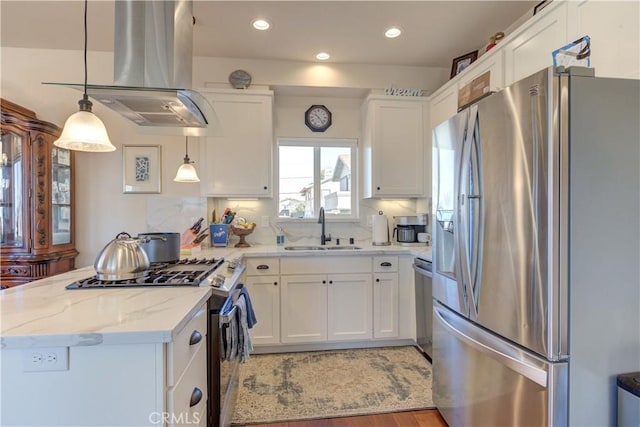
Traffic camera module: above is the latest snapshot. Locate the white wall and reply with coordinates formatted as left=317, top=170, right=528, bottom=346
left=1, top=47, right=442, bottom=266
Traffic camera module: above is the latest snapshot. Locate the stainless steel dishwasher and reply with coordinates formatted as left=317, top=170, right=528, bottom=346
left=413, top=257, right=433, bottom=360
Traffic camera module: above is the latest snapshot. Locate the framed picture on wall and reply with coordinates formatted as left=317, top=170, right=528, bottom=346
left=122, top=145, right=162, bottom=194
left=450, top=50, right=478, bottom=78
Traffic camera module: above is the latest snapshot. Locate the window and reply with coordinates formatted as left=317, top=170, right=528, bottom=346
left=278, top=138, right=357, bottom=219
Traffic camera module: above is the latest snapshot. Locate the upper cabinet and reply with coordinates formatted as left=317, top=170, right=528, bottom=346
left=362, top=96, right=428, bottom=198
left=503, top=1, right=568, bottom=85
left=200, top=89, right=274, bottom=198
left=1, top=99, right=78, bottom=287
left=566, top=0, right=639, bottom=79
left=429, top=0, right=639, bottom=130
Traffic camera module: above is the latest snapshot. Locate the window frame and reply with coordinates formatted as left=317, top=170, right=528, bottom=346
left=276, top=137, right=359, bottom=222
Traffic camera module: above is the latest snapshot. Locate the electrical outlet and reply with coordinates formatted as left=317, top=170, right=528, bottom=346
left=22, top=347, right=69, bottom=372
left=261, top=216, right=269, bottom=228
left=366, top=215, right=373, bottom=227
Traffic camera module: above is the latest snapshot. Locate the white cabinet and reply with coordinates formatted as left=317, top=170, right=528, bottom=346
left=503, top=1, right=568, bottom=85
left=328, top=273, right=372, bottom=341
left=458, top=50, right=506, bottom=95
left=281, top=274, right=328, bottom=343
left=372, top=256, right=399, bottom=338
left=280, top=256, right=373, bottom=344
left=0, top=304, right=208, bottom=427
left=567, top=0, right=640, bottom=79
left=200, top=89, right=273, bottom=197
left=362, top=96, right=427, bottom=198
left=429, top=85, right=458, bottom=132
left=244, top=258, right=280, bottom=345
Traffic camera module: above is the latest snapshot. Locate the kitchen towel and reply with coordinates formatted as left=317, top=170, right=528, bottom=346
left=239, top=286, right=257, bottom=328
left=372, top=213, right=390, bottom=245
left=234, top=294, right=253, bottom=362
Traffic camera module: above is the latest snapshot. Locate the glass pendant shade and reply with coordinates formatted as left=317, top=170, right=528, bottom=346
left=174, top=161, right=200, bottom=182
left=54, top=109, right=115, bottom=152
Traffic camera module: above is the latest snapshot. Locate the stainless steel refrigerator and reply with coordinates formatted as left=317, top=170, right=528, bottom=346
left=431, top=66, right=639, bottom=427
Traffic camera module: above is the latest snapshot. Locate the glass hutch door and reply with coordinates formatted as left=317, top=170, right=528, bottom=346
left=1, top=131, right=25, bottom=249
left=52, top=147, right=71, bottom=245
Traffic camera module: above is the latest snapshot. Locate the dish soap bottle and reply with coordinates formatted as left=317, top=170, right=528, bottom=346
left=276, top=227, right=285, bottom=246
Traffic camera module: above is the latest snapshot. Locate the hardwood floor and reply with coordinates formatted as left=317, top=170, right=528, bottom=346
left=242, top=409, right=448, bottom=427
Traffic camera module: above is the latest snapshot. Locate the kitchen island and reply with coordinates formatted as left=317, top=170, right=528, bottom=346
left=1, top=243, right=430, bottom=426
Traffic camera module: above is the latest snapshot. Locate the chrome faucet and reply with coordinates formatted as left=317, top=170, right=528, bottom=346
left=318, top=207, right=331, bottom=245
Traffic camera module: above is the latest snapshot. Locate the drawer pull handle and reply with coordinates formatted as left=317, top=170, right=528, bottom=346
left=380, top=262, right=392, bottom=267
left=257, top=265, right=269, bottom=270
left=190, top=387, right=203, bottom=407
left=189, top=330, right=202, bottom=345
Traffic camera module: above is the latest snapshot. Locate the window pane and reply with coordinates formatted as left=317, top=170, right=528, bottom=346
left=320, top=146, right=352, bottom=215
left=279, top=146, right=313, bottom=218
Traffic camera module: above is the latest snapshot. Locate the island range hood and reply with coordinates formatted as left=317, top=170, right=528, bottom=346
left=49, top=0, right=213, bottom=131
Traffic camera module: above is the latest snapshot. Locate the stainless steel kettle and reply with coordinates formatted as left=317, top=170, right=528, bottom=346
left=94, top=232, right=151, bottom=280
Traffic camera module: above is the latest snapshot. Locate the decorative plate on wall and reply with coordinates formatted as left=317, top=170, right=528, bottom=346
left=228, top=70, right=252, bottom=89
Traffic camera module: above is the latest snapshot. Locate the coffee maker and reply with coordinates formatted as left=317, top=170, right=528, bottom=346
left=393, top=214, right=428, bottom=245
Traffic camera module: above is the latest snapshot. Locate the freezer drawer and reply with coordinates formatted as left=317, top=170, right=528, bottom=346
left=432, top=302, right=568, bottom=427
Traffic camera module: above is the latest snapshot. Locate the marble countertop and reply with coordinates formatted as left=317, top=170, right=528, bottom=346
left=0, top=266, right=212, bottom=349
left=1, top=243, right=430, bottom=349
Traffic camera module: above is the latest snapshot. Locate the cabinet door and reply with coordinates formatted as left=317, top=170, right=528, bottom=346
left=373, top=272, right=399, bottom=338
left=201, top=92, right=273, bottom=197
left=504, top=2, right=568, bottom=85
left=567, top=0, right=639, bottom=79
left=327, top=273, right=372, bottom=341
left=245, top=275, right=280, bottom=345
left=429, top=86, right=458, bottom=132
left=363, top=98, right=426, bottom=197
left=281, top=274, right=327, bottom=343
left=457, top=50, right=506, bottom=95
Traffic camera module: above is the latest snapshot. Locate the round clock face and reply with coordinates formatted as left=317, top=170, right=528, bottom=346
left=305, top=105, right=332, bottom=132
left=228, top=69, right=252, bottom=89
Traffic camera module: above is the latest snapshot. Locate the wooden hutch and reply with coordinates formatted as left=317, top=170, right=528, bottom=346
left=1, top=99, right=78, bottom=288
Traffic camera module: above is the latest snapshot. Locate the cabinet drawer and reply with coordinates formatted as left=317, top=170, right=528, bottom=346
left=281, top=256, right=371, bottom=275
left=168, top=342, right=208, bottom=427
left=373, top=256, right=398, bottom=272
left=167, top=304, right=207, bottom=386
left=245, top=257, right=280, bottom=275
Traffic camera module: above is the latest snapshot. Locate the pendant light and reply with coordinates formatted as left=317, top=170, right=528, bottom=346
left=54, top=0, right=115, bottom=152
left=174, top=136, right=200, bottom=182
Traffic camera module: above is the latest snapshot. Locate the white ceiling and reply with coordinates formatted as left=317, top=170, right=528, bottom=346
left=1, top=1, right=537, bottom=68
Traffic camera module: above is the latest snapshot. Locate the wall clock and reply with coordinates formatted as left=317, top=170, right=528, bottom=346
left=305, top=105, right=332, bottom=132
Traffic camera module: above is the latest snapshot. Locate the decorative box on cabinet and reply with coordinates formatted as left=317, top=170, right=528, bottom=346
left=199, top=89, right=273, bottom=197
left=362, top=96, right=427, bottom=198
left=0, top=99, right=78, bottom=287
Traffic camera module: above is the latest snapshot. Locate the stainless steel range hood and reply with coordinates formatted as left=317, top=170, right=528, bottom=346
left=49, top=0, right=213, bottom=132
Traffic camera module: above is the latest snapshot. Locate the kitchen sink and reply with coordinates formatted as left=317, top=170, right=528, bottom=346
left=283, top=245, right=362, bottom=251
left=284, top=246, right=326, bottom=251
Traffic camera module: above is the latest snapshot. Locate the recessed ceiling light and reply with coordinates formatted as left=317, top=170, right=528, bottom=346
left=252, top=18, right=271, bottom=31
left=385, top=27, right=402, bottom=38
left=316, top=52, right=331, bottom=61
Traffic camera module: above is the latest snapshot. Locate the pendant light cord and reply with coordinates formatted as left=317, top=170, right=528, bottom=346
left=83, top=0, right=88, bottom=95
left=79, top=0, right=92, bottom=112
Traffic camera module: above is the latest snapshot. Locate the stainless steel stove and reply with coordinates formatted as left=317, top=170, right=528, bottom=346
left=66, top=257, right=225, bottom=289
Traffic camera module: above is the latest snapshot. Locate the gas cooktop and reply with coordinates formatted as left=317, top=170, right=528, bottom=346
left=66, top=257, right=225, bottom=289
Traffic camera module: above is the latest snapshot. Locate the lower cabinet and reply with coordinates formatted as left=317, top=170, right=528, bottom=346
left=244, top=257, right=281, bottom=345
left=0, top=304, right=208, bottom=427
left=281, top=274, right=328, bottom=343
left=328, top=273, right=372, bottom=341
left=373, top=272, right=399, bottom=338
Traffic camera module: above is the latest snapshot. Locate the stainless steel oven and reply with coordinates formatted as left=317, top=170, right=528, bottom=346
left=413, top=257, right=433, bottom=360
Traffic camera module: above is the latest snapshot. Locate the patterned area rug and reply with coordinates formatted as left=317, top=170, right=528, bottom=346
left=231, top=346, right=434, bottom=425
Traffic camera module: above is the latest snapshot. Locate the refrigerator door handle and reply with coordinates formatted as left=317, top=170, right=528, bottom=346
left=453, top=109, right=471, bottom=316
left=434, top=304, right=549, bottom=388
left=457, top=106, right=479, bottom=319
